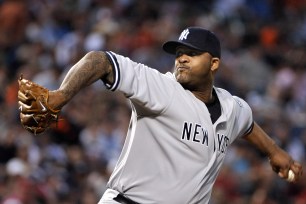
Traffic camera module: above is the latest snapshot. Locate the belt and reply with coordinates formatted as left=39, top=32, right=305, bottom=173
left=113, top=193, right=140, bottom=204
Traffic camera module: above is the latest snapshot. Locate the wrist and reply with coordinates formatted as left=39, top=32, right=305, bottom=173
left=48, top=90, right=67, bottom=110
left=267, top=142, right=279, bottom=158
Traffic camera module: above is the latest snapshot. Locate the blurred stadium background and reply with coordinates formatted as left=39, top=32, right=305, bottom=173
left=0, top=0, right=306, bottom=203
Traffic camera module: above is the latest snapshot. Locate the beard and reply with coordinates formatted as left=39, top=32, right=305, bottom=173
left=175, top=72, right=195, bottom=90
left=174, top=69, right=212, bottom=92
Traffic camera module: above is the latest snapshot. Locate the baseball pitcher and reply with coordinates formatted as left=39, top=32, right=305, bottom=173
left=18, top=27, right=303, bottom=204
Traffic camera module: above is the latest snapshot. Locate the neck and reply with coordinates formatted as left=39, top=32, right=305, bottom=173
left=192, top=88, right=214, bottom=103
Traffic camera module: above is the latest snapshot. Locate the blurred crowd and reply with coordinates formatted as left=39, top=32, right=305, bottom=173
left=0, top=0, right=306, bottom=203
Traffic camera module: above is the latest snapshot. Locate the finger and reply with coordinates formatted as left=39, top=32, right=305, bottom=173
left=19, top=78, right=31, bottom=86
left=18, top=90, right=27, bottom=101
left=20, top=89, right=42, bottom=103
left=20, top=112, right=38, bottom=125
left=278, top=165, right=291, bottom=179
left=18, top=78, right=30, bottom=89
left=290, top=162, right=303, bottom=179
left=19, top=78, right=36, bottom=93
left=18, top=90, right=33, bottom=104
left=278, top=171, right=286, bottom=178
left=18, top=101, right=40, bottom=114
left=18, top=75, right=24, bottom=85
left=18, top=88, right=38, bottom=102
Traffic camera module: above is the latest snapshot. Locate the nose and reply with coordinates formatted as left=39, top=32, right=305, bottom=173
left=177, top=54, right=189, bottom=63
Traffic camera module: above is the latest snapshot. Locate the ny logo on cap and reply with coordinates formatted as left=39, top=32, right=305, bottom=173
left=179, top=29, right=189, bottom=41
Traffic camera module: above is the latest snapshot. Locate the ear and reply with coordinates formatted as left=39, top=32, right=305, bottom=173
left=210, top=58, right=220, bottom=72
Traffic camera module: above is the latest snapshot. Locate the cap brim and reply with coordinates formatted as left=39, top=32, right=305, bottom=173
left=162, top=41, right=204, bottom=55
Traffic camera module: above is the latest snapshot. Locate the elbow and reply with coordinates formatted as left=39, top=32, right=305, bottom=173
left=84, top=51, right=111, bottom=80
left=84, top=50, right=106, bottom=61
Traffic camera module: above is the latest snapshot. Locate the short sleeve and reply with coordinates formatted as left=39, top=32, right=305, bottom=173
left=233, top=96, right=254, bottom=138
left=104, top=51, right=176, bottom=114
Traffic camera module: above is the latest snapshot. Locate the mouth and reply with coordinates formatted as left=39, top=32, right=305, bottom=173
left=176, top=66, right=190, bottom=72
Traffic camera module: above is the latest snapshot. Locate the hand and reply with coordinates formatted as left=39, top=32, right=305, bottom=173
left=269, top=146, right=303, bottom=182
left=18, top=76, right=61, bottom=135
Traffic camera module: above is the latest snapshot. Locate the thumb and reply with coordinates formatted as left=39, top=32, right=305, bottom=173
left=278, top=168, right=290, bottom=179
left=278, top=171, right=285, bottom=178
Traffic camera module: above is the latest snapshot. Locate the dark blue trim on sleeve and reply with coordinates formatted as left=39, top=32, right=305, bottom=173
left=243, top=121, right=254, bottom=137
left=105, top=51, right=120, bottom=91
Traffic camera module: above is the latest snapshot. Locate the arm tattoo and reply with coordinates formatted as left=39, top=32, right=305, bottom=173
left=59, top=51, right=113, bottom=101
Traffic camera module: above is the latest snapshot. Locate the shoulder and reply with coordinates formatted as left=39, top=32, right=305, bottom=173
left=215, top=87, right=248, bottom=103
left=215, top=87, right=251, bottom=113
left=214, top=87, right=234, bottom=100
left=214, top=87, right=231, bottom=96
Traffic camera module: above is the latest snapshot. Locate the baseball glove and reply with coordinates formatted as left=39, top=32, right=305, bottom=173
left=18, top=75, right=61, bottom=135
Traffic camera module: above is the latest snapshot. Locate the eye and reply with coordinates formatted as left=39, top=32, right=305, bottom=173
left=189, top=51, right=198, bottom=56
left=175, top=51, right=183, bottom=58
left=175, top=49, right=201, bottom=58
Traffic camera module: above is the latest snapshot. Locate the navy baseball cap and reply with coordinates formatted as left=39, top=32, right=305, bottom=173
left=163, top=27, right=221, bottom=58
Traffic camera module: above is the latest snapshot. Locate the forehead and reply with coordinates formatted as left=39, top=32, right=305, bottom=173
left=176, top=46, right=202, bottom=52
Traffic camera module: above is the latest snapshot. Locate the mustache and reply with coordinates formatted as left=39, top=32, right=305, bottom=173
left=175, top=63, right=190, bottom=69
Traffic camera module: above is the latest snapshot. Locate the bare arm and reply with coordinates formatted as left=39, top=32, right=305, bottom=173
left=243, top=122, right=303, bottom=182
left=49, top=51, right=113, bottom=109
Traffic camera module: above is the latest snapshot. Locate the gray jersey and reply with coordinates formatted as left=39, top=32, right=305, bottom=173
left=103, top=51, right=253, bottom=204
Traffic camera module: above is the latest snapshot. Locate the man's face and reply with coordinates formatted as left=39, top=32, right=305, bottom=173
left=174, top=46, right=219, bottom=91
